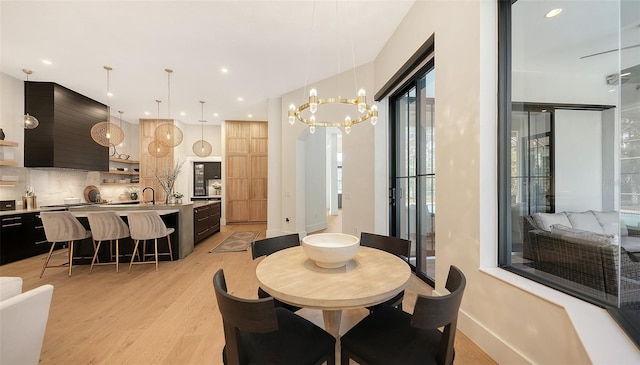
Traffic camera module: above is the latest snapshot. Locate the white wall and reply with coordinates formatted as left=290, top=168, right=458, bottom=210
left=555, top=109, right=603, bottom=212
left=305, top=127, right=327, bottom=233
left=279, top=63, right=377, bottom=238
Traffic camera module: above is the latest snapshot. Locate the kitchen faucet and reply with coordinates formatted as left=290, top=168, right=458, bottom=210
left=142, top=187, right=155, bottom=205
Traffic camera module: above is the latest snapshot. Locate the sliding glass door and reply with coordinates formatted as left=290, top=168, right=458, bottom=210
left=390, top=65, right=435, bottom=284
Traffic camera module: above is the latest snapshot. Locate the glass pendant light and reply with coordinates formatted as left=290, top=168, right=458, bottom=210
left=22, top=69, right=39, bottom=129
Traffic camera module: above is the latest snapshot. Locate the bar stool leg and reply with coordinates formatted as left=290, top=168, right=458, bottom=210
left=154, top=238, right=159, bottom=272
left=40, top=242, right=57, bottom=278
left=167, top=235, right=173, bottom=261
left=89, top=240, right=104, bottom=274
left=115, top=239, right=120, bottom=273
left=129, top=239, right=141, bottom=273
left=68, top=240, right=74, bottom=277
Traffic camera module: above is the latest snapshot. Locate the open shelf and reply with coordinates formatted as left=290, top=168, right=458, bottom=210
left=0, top=181, right=18, bottom=186
left=0, top=160, right=18, bottom=166
left=0, top=140, right=19, bottom=147
left=101, top=182, right=139, bottom=186
left=109, top=157, right=139, bottom=164
left=105, top=170, right=139, bottom=176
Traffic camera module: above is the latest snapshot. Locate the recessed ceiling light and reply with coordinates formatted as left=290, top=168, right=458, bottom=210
left=545, top=8, right=562, bottom=18
left=609, top=89, right=617, bottom=92
left=180, top=112, right=186, bottom=116
left=213, top=113, right=219, bottom=117
left=144, top=111, right=150, bottom=115
left=221, top=67, right=228, bottom=73
left=248, top=114, right=253, bottom=118
left=237, top=97, right=244, bottom=102
left=42, top=59, right=52, bottom=65
left=107, top=92, right=113, bottom=97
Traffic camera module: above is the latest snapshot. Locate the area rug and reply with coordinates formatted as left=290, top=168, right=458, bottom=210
left=209, top=231, right=260, bottom=253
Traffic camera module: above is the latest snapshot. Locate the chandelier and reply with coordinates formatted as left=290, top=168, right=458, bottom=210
left=287, top=1, right=378, bottom=135
left=288, top=88, right=378, bottom=134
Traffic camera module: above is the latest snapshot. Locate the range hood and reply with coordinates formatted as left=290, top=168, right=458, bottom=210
left=24, top=81, right=109, bottom=171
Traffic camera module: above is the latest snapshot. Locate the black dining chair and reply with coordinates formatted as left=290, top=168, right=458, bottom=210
left=251, top=233, right=301, bottom=312
left=340, top=265, right=466, bottom=365
left=213, top=269, right=336, bottom=365
left=360, top=232, right=411, bottom=312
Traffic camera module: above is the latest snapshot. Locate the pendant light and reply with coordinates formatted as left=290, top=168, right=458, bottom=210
left=192, top=101, right=212, bottom=157
left=155, top=68, right=183, bottom=147
left=91, top=66, right=124, bottom=147
left=148, top=100, right=170, bottom=157
left=22, top=69, right=39, bottom=129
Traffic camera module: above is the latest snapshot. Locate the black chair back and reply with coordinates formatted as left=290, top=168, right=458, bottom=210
left=411, top=265, right=466, bottom=365
left=360, top=232, right=411, bottom=260
left=251, top=233, right=300, bottom=259
left=213, top=270, right=278, bottom=364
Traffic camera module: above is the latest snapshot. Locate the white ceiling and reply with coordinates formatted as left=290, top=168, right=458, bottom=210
left=1, top=0, right=415, bottom=125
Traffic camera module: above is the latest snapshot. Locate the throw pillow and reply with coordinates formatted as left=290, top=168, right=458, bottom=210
left=591, top=210, right=629, bottom=237
left=550, top=224, right=616, bottom=244
left=566, top=211, right=604, bottom=234
left=535, top=212, right=571, bottom=231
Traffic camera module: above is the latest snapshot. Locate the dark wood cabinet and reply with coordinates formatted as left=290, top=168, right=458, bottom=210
left=0, top=211, right=59, bottom=265
left=194, top=202, right=221, bottom=244
left=24, top=81, right=109, bottom=171
left=205, top=162, right=222, bottom=180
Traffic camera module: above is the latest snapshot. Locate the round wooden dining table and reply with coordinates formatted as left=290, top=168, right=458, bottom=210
left=255, top=245, right=411, bottom=338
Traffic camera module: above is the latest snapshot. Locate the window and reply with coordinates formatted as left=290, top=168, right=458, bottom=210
left=498, top=0, right=640, bottom=344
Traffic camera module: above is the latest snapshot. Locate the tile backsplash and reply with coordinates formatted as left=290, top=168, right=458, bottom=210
left=0, top=167, right=136, bottom=208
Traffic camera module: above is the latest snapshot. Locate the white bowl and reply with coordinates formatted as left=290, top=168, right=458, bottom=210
left=301, top=233, right=360, bottom=268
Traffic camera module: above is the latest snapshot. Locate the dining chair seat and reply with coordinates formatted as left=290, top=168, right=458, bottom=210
left=340, top=265, right=466, bottom=365
left=251, top=233, right=301, bottom=312
left=39, top=211, right=93, bottom=278
left=360, top=232, right=411, bottom=312
left=213, top=269, right=335, bottom=365
left=86, top=211, right=130, bottom=273
left=127, top=211, right=174, bottom=272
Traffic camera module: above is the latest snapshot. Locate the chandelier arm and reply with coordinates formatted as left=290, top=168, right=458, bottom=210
left=294, top=99, right=374, bottom=127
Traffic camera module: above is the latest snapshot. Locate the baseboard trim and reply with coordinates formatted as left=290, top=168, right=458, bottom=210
left=457, top=309, right=531, bottom=364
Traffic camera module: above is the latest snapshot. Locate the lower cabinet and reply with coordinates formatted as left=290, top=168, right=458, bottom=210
left=194, top=202, right=221, bottom=244
left=0, top=211, right=60, bottom=265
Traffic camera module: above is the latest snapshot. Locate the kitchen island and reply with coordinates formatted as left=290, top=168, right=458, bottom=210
left=0, top=201, right=221, bottom=265
left=70, top=202, right=197, bottom=259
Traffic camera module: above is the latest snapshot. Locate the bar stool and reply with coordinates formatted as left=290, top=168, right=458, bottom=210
left=86, top=211, right=130, bottom=274
left=127, top=211, right=174, bottom=272
left=39, top=211, right=93, bottom=278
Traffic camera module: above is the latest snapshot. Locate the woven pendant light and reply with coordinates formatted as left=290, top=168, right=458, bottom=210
left=148, top=100, right=170, bottom=158
left=91, top=66, right=124, bottom=147
left=155, top=68, right=183, bottom=147
left=192, top=101, right=212, bottom=157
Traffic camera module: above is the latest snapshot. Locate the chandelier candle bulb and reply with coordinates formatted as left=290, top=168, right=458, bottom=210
left=371, top=105, right=378, bottom=125
left=357, top=89, right=367, bottom=113
left=309, top=89, right=318, bottom=113
left=288, top=104, right=296, bottom=125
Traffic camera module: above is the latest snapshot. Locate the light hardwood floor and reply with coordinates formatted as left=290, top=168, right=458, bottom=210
left=0, top=224, right=496, bottom=364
